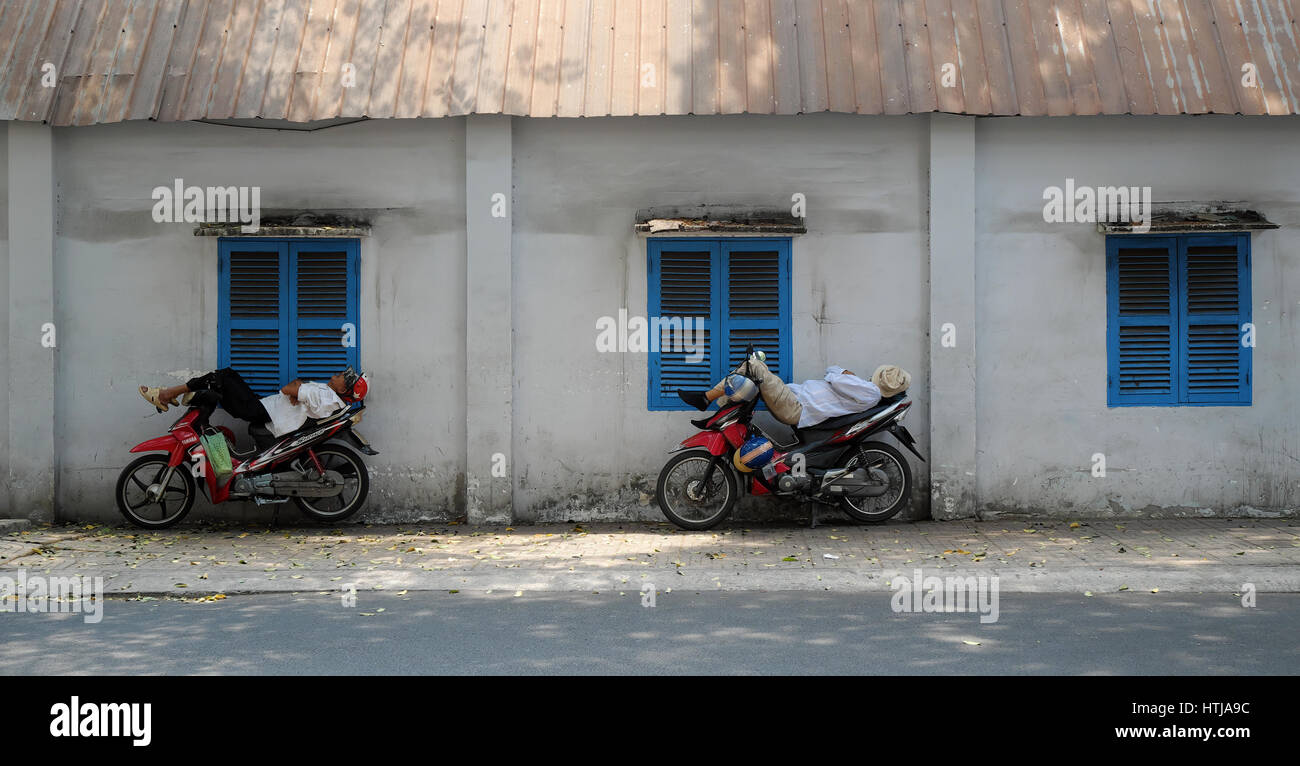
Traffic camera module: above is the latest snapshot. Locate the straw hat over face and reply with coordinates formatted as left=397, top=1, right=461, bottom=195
left=871, top=365, right=911, bottom=397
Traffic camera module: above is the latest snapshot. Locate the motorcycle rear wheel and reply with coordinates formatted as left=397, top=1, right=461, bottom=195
left=292, top=444, right=369, bottom=522
left=837, top=441, right=911, bottom=523
left=115, top=454, right=197, bottom=529
left=655, top=450, right=739, bottom=531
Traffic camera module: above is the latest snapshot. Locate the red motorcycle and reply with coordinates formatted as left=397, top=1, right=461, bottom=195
left=655, top=348, right=925, bottom=530
left=115, top=394, right=378, bottom=529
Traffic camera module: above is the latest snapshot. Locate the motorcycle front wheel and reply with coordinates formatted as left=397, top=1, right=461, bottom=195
left=838, top=441, right=911, bottom=523
left=655, top=449, right=739, bottom=531
left=115, top=454, right=198, bottom=529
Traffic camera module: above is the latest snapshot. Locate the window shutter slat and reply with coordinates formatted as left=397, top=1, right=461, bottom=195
left=1118, top=326, right=1173, bottom=394
left=295, top=327, right=351, bottom=380
left=726, top=250, right=781, bottom=319
left=228, top=328, right=282, bottom=395
left=228, top=251, right=281, bottom=319
left=296, top=251, right=350, bottom=318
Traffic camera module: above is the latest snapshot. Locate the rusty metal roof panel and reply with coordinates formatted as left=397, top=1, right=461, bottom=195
left=4, top=0, right=1299, bottom=125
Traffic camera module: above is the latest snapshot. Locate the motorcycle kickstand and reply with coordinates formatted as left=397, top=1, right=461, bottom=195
left=807, top=501, right=819, bottom=529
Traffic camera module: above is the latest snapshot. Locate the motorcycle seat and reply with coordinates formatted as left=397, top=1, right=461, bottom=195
left=750, top=412, right=800, bottom=449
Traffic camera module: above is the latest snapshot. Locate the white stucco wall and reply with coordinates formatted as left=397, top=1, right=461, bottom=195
left=974, top=115, right=1300, bottom=517
left=0, top=126, right=8, bottom=515
left=50, top=119, right=467, bottom=521
left=13, top=110, right=1293, bottom=525
left=510, top=114, right=931, bottom=521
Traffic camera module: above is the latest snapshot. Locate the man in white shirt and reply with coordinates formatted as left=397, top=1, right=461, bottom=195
left=677, top=360, right=910, bottom=428
left=140, top=367, right=355, bottom=437
left=260, top=378, right=349, bottom=436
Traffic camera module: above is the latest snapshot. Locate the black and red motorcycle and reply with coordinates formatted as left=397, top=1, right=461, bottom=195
left=655, top=348, right=925, bottom=530
left=115, top=387, right=379, bottom=529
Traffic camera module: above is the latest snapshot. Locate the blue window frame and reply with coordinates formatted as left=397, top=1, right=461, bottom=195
left=218, top=238, right=360, bottom=396
left=1106, top=233, right=1251, bottom=406
left=647, top=238, right=792, bottom=410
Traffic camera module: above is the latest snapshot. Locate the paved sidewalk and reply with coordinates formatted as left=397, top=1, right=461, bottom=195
left=2, top=518, right=1298, bottom=595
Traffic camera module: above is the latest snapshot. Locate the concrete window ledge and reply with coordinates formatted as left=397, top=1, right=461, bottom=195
left=196, top=225, right=372, bottom=237
left=1097, top=204, right=1278, bottom=234
left=194, top=211, right=372, bottom=237
left=634, top=204, right=807, bottom=235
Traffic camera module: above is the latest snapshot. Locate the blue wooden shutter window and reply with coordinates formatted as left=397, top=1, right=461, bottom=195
left=1180, top=235, right=1251, bottom=404
left=648, top=238, right=792, bottom=410
left=648, top=240, right=719, bottom=409
left=1107, top=234, right=1250, bottom=406
left=220, top=239, right=360, bottom=396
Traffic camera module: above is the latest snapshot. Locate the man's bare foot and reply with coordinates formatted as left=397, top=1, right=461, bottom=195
left=157, top=385, right=188, bottom=405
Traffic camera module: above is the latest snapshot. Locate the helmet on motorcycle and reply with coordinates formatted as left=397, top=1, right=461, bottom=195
left=732, top=435, right=776, bottom=473
left=349, top=374, right=369, bottom=401
left=339, top=367, right=369, bottom=401
left=724, top=374, right=759, bottom=403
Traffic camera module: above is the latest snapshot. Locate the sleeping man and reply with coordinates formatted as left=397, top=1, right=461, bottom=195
left=677, top=358, right=910, bottom=429
left=139, top=367, right=358, bottom=438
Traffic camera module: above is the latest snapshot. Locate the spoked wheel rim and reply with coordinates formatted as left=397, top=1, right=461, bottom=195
left=841, top=448, right=907, bottom=516
left=294, top=449, right=364, bottom=518
left=120, top=459, right=193, bottom=525
left=660, top=455, right=733, bottom=524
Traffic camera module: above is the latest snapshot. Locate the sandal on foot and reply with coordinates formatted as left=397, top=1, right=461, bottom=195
left=139, top=386, right=170, bottom=413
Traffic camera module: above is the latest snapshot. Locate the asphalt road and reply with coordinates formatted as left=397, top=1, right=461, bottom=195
left=2, top=591, right=1297, bottom=675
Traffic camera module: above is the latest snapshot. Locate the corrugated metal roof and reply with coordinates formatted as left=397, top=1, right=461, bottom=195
left=1, top=0, right=1297, bottom=125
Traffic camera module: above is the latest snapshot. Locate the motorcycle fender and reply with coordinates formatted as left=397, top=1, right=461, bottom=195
left=889, top=425, right=927, bottom=463
left=129, top=435, right=186, bottom=467
left=345, top=428, right=380, bottom=456
left=669, top=431, right=729, bottom=456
